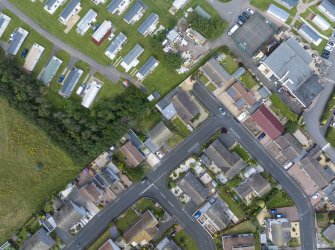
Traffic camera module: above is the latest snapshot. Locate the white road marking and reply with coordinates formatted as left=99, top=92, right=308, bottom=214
left=160, top=192, right=166, bottom=198
left=322, top=143, right=330, bottom=151
left=168, top=201, right=174, bottom=207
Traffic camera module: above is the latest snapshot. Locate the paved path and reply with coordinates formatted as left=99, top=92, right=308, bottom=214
left=0, top=0, right=146, bottom=91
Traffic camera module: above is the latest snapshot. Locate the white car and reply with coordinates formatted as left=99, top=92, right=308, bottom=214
left=247, top=8, right=254, bottom=15
left=156, top=151, right=163, bottom=159
left=325, top=45, right=333, bottom=51
left=312, top=193, right=319, bottom=199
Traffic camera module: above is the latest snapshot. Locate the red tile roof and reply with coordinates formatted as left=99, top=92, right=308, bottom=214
left=251, top=105, right=284, bottom=139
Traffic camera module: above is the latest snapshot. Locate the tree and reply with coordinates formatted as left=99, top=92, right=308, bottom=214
left=285, top=121, right=299, bottom=133
left=150, top=30, right=167, bottom=50
left=164, top=53, right=183, bottom=70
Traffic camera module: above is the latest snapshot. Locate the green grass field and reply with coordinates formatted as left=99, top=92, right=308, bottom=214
left=0, top=98, right=79, bottom=242
left=174, top=229, right=199, bottom=250
left=326, top=127, right=335, bottom=148
left=239, top=71, right=259, bottom=90
left=269, top=94, right=298, bottom=122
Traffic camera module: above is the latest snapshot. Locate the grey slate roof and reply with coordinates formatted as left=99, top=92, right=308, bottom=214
left=40, top=57, right=62, bottom=85
left=155, top=99, right=177, bottom=120
left=7, top=31, right=23, bottom=55
left=299, top=23, right=321, bottom=42
left=204, top=199, right=231, bottom=230
left=59, top=67, right=82, bottom=98
left=266, top=219, right=292, bottom=246
left=276, top=0, right=298, bottom=8
left=268, top=4, right=290, bottom=21
left=53, top=201, right=86, bottom=232
left=301, top=157, right=333, bottom=188
left=323, top=224, right=335, bottom=241
left=319, top=0, right=335, bottom=18
left=147, top=121, right=173, bottom=147
left=177, top=172, right=208, bottom=205
left=137, top=13, right=158, bottom=35
left=108, top=0, right=124, bottom=13
left=45, top=0, right=58, bottom=8
left=201, top=58, right=233, bottom=88
left=171, top=90, right=199, bottom=123
left=21, top=228, right=55, bottom=250
left=60, top=0, right=80, bottom=20
left=137, top=56, right=158, bottom=78
left=123, top=1, right=144, bottom=24
left=106, top=32, right=127, bottom=55
left=123, top=43, right=144, bottom=65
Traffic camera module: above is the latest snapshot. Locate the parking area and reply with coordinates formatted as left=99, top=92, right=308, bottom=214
left=232, top=13, right=276, bottom=56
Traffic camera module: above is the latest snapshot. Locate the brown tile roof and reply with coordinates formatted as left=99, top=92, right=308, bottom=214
left=288, top=163, right=319, bottom=196
left=98, top=239, right=120, bottom=250
left=251, top=105, right=284, bottom=140
left=123, top=210, right=159, bottom=245
left=120, top=141, right=145, bottom=167
left=79, top=182, right=103, bottom=203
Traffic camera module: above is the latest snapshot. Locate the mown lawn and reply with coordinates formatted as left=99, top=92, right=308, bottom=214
left=174, top=229, right=199, bottom=250
left=326, top=127, right=335, bottom=148
left=218, top=188, right=247, bottom=220
left=232, top=144, right=251, bottom=161
left=114, top=208, right=139, bottom=234
left=221, top=55, right=239, bottom=74
left=266, top=189, right=293, bottom=208
left=269, top=94, right=298, bottom=122
left=224, top=220, right=257, bottom=234
left=239, top=71, right=259, bottom=90
left=0, top=98, right=79, bottom=242
left=87, top=229, right=111, bottom=250
left=172, top=117, right=191, bottom=136
left=134, top=198, right=165, bottom=219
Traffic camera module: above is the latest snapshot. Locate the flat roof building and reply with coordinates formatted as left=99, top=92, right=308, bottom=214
left=40, top=56, right=63, bottom=86
left=59, top=67, right=83, bottom=98
left=76, top=9, right=97, bottom=36
left=23, top=43, right=45, bottom=72
left=299, top=23, right=322, bottom=45
left=108, top=0, right=131, bottom=15
left=44, top=0, right=67, bottom=15
left=137, top=13, right=159, bottom=36
left=312, top=14, right=331, bottom=31
left=136, top=56, right=159, bottom=80
left=318, top=0, right=335, bottom=21
left=267, top=4, right=290, bottom=22
left=92, top=20, right=112, bottom=45
left=81, top=81, right=102, bottom=108
left=120, top=44, right=144, bottom=72
left=59, top=0, right=81, bottom=24
left=105, top=32, right=127, bottom=60
left=124, top=1, right=145, bottom=24
left=7, top=27, right=29, bottom=55
left=0, top=13, right=11, bottom=39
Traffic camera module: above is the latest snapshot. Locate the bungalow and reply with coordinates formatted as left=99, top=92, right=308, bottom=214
left=144, top=121, right=173, bottom=153
left=44, top=0, right=67, bottom=14
left=76, top=9, right=97, bottom=36
left=172, top=0, right=189, bottom=11
left=40, top=56, right=63, bottom=86
left=81, top=80, right=102, bottom=108
left=92, top=20, right=112, bottom=45
left=156, top=237, right=181, bottom=250
left=171, top=89, right=200, bottom=124
left=105, top=32, right=127, bottom=60
left=312, top=14, right=331, bottom=31
left=123, top=210, right=159, bottom=246
left=120, top=43, right=144, bottom=72
left=123, top=1, right=145, bottom=24
left=92, top=0, right=107, bottom=4
left=226, top=81, right=256, bottom=111
left=21, top=228, right=55, bottom=250
left=136, top=56, right=159, bottom=80
left=276, top=0, right=298, bottom=9
left=108, top=0, right=132, bottom=15
left=201, top=58, right=234, bottom=89
left=265, top=218, right=292, bottom=247
left=267, top=4, right=290, bottom=22
left=23, top=43, right=45, bottom=72
left=299, top=23, right=322, bottom=46
left=98, top=239, right=120, bottom=250
left=318, top=0, right=335, bottom=21
left=7, top=27, right=29, bottom=55
left=155, top=98, right=177, bottom=120
left=59, top=0, right=81, bottom=25
left=222, top=234, right=255, bottom=250
left=119, top=141, right=145, bottom=167
left=94, top=163, right=120, bottom=189
left=137, top=13, right=159, bottom=36
left=0, top=12, right=11, bottom=38
left=59, top=67, right=83, bottom=98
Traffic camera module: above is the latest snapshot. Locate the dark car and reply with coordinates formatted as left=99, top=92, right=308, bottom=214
left=242, top=11, right=250, bottom=19
left=323, top=49, right=330, bottom=55
left=221, top=128, right=228, bottom=134
left=238, top=15, right=247, bottom=23
left=321, top=53, right=330, bottom=59
left=235, top=19, right=243, bottom=26
left=257, top=132, right=266, bottom=140
left=21, top=49, right=29, bottom=58
left=141, top=177, right=148, bottom=184
left=57, top=75, right=65, bottom=83
left=303, top=45, right=309, bottom=50
left=270, top=209, right=277, bottom=214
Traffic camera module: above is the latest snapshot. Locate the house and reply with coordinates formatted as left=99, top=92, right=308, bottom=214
left=265, top=133, right=305, bottom=166
left=195, top=198, right=235, bottom=234
left=267, top=4, right=290, bottom=22
left=177, top=172, right=209, bottom=206
left=265, top=218, right=292, bottom=247
left=0, top=13, right=11, bottom=38
left=92, top=0, right=107, bottom=4
left=123, top=1, right=145, bottom=24
left=94, top=163, right=120, bottom=189
left=144, top=121, right=173, bottom=153
left=120, top=141, right=145, bottom=167
left=53, top=201, right=89, bottom=233
left=204, top=139, right=246, bottom=179
left=79, top=181, right=105, bottom=205
left=21, top=228, right=55, bottom=250
left=40, top=56, right=63, bottom=86
left=81, top=81, right=102, bottom=108
left=59, top=67, right=83, bottom=98
left=120, top=44, right=144, bottom=72
left=137, top=13, right=159, bottom=36
left=275, top=0, right=298, bottom=9
left=23, top=43, right=45, bottom=72
left=105, top=32, right=127, bottom=60
left=136, top=56, right=159, bottom=80
left=323, top=224, right=335, bottom=242
left=186, top=28, right=206, bottom=46
left=251, top=105, right=284, bottom=140
left=201, top=58, right=234, bottom=89
left=222, top=234, right=255, bottom=250
left=259, top=37, right=323, bottom=107
left=226, top=81, right=256, bottom=111
left=299, top=23, right=322, bottom=45
left=172, top=0, right=189, bottom=11
left=59, top=0, right=81, bottom=24
left=235, top=173, right=271, bottom=205
left=156, top=237, right=181, bottom=250
left=312, top=14, right=331, bottom=31
left=155, top=99, right=177, bottom=120
left=108, top=0, right=132, bottom=15
left=44, top=0, right=66, bottom=14
left=92, top=20, right=112, bottom=45
left=171, top=90, right=200, bottom=124
left=76, top=9, right=97, bottom=36
left=123, top=210, right=159, bottom=246
left=98, top=239, right=121, bottom=250
left=7, top=27, right=29, bottom=55
left=318, top=0, right=335, bottom=21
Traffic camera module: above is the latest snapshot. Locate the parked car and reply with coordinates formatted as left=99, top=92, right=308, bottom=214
left=257, top=132, right=266, bottom=140
left=156, top=151, right=163, bottom=159
left=57, top=75, right=65, bottom=83
left=21, top=49, right=29, bottom=58
left=221, top=128, right=228, bottom=134
left=219, top=107, right=226, bottom=115
left=238, top=15, right=247, bottom=23
left=325, top=45, right=333, bottom=51
left=312, top=192, right=319, bottom=199
left=141, top=177, right=148, bottom=184
left=327, top=41, right=335, bottom=47
left=270, top=209, right=277, bottom=214
left=321, top=53, right=330, bottom=59
left=303, top=45, right=309, bottom=50
left=242, top=11, right=250, bottom=19
left=323, top=49, right=330, bottom=55
left=276, top=213, right=284, bottom=218
left=235, top=19, right=243, bottom=26
left=247, top=8, right=254, bottom=15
